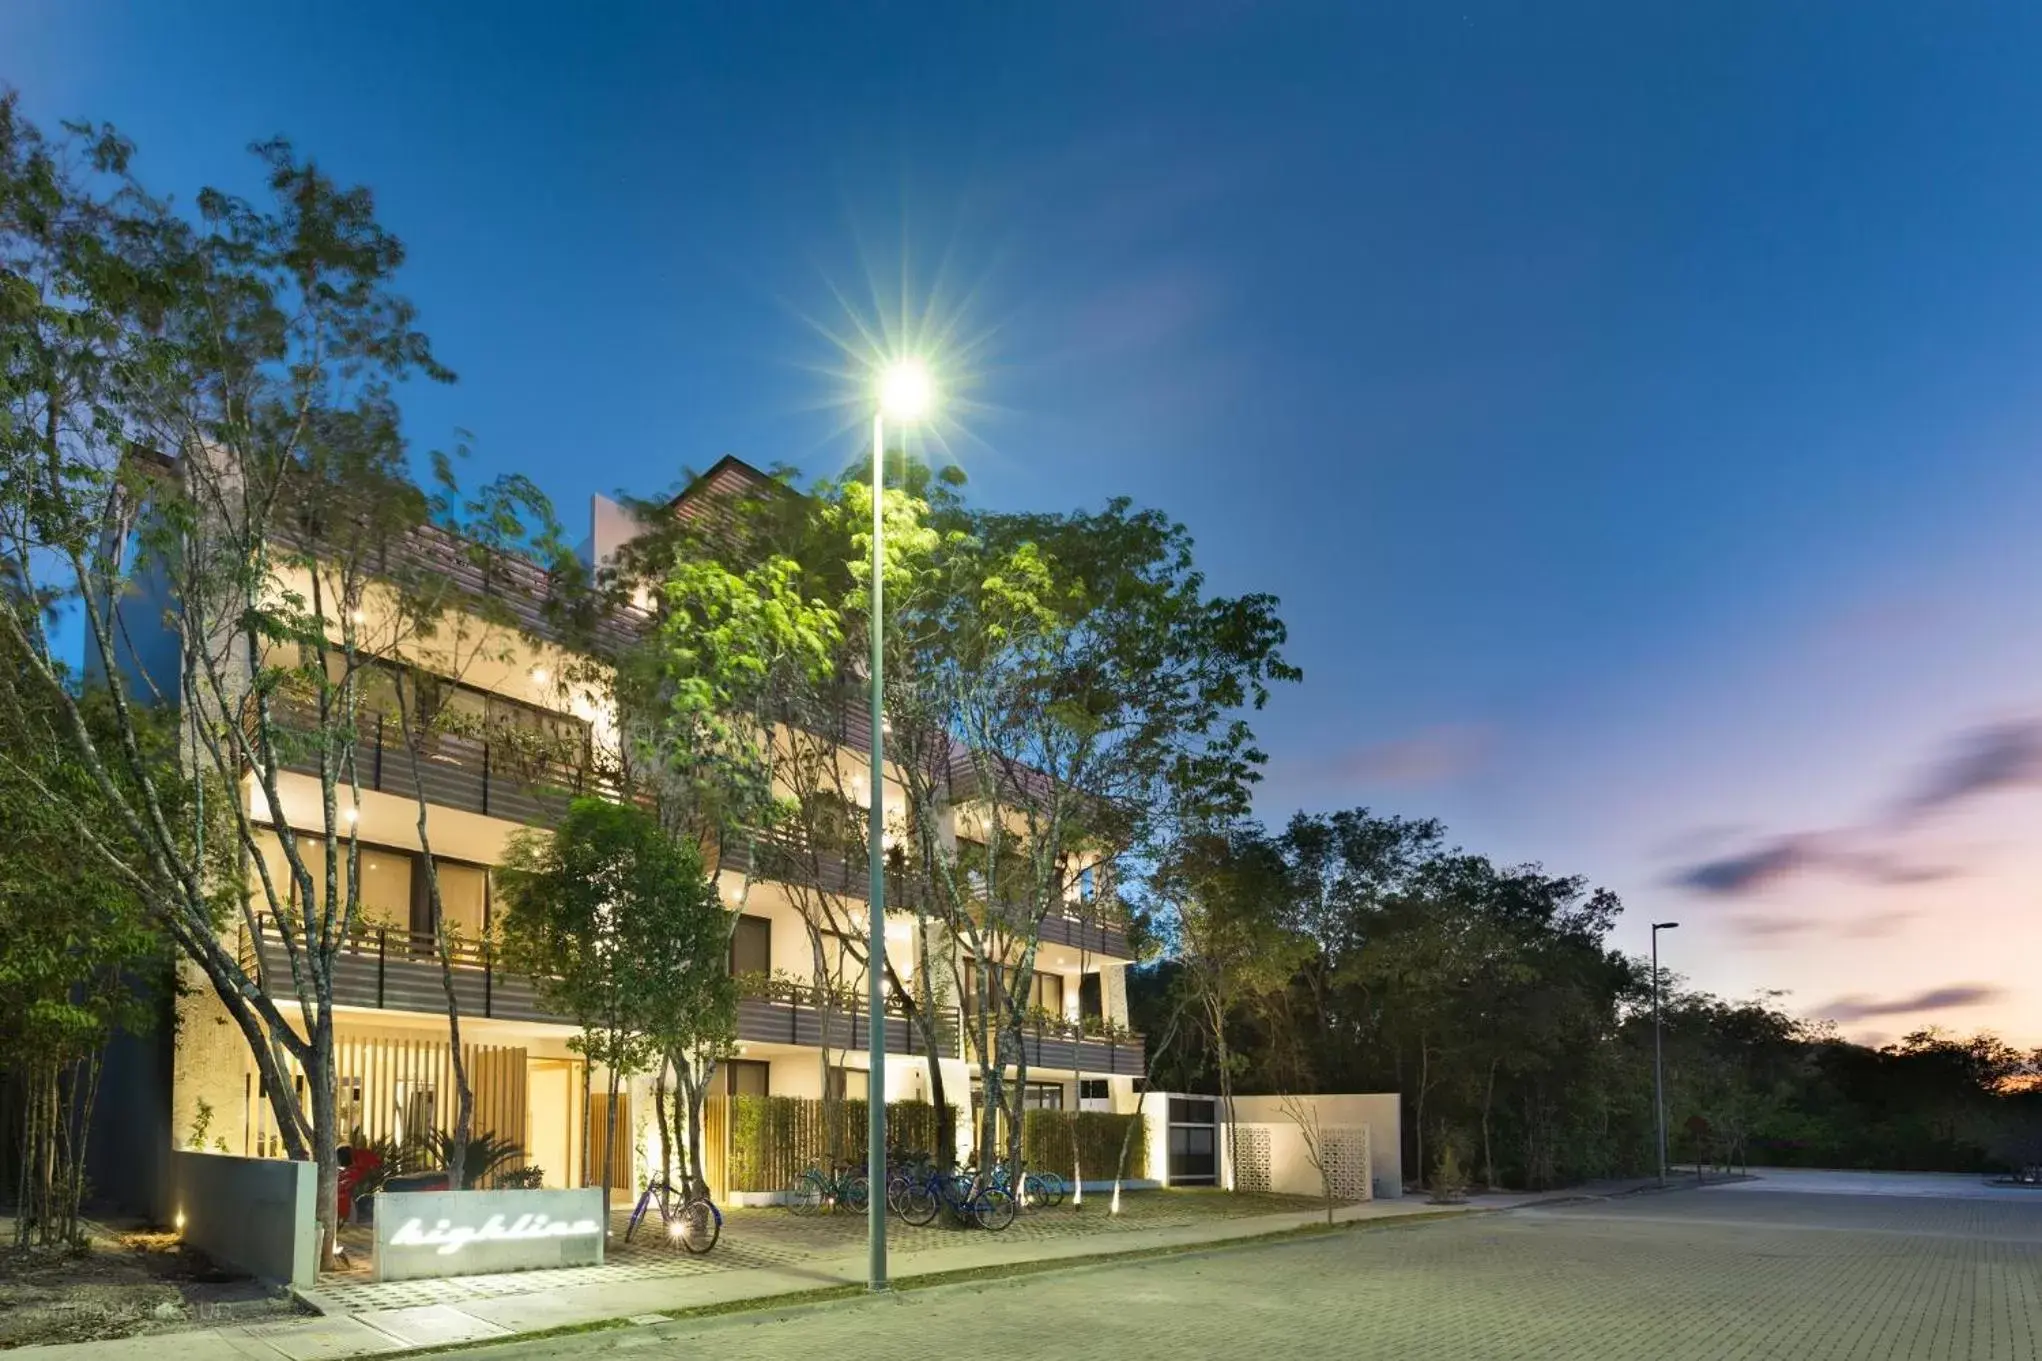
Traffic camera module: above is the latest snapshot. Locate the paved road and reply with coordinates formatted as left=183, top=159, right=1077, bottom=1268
left=470, top=1173, right=2042, bottom=1361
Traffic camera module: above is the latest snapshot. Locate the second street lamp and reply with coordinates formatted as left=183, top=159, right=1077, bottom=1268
left=1651, top=920, right=1679, bottom=1187
left=866, top=357, right=932, bottom=1293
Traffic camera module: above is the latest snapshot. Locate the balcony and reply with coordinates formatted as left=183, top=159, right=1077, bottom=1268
left=262, top=705, right=635, bottom=829
left=1036, top=905, right=1135, bottom=961
left=715, top=825, right=870, bottom=902
left=735, top=975, right=960, bottom=1059
left=964, top=1013, right=1147, bottom=1078
left=244, top=917, right=554, bottom=1024
left=245, top=918, right=961, bottom=1060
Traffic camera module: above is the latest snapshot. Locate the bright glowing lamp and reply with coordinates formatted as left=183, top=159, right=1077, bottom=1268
left=878, top=358, right=934, bottom=423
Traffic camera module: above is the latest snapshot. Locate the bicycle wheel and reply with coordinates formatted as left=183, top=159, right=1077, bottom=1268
left=1021, top=1171, right=1052, bottom=1209
left=898, top=1179, right=941, bottom=1227
left=786, top=1170, right=825, bottom=1216
left=842, top=1173, right=870, bottom=1212
left=973, top=1186, right=1017, bottom=1232
left=671, top=1196, right=721, bottom=1254
left=1039, top=1171, right=1067, bottom=1208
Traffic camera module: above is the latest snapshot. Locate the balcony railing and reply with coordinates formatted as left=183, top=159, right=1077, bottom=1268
left=962, top=1010, right=1147, bottom=1078
left=243, top=915, right=553, bottom=1024
left=259, top=702, right=637, bottom=828
left=244, top=917, right=962, bottom=1059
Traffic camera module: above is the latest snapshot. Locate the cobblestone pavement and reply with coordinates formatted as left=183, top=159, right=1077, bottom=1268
left=475, top=1183, right=2042, bottom=1361
left=316, top=1188, right=1338, bottom=1312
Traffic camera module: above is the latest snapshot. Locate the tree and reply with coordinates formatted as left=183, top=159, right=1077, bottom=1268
left=0, top=668, right=164, bottom=1246
left=878, top=474, right=1299, bottom=1177
left=1159, top=823, right=1310, bottom=1190
left=0, top=99, right=487, bottom=1256
left=601, top=471, right=841, bottom=1181
left=495, top=797, right=730, bottom=1193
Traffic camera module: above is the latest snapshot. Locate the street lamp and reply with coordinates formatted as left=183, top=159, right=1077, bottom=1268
left=1651, top=921, right=1679, bottom=1187
left=866, top=357, right=933, bottom=1292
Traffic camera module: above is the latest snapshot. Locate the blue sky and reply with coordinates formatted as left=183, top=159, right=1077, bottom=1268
left=12, top=2, right=2042, bottom=1042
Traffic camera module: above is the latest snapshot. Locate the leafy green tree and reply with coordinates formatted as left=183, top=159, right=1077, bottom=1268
left=496, top=798, right=730, bottom=1191
left=0, top=100, right=491, bottom=1255
left=0, top=670, right=165, bottom=1246
left=875, top=474, right=1299, bottom=1175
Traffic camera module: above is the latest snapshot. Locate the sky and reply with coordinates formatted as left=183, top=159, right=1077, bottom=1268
left=9, top=1, right=2042, bottom=1045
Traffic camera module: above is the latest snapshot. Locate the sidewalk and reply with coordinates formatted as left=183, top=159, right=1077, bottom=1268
left=16, top=1194, right=1514, bottom=1360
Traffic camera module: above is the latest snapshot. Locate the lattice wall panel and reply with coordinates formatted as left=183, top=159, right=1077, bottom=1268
left=1323, top=1126, right=1371, bottom=1201
left=1237, top=1125, right=1272, bottom=1193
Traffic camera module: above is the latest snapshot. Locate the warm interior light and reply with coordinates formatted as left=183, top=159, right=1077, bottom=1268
left=173, top=1210, right=185, bottom=1232
left=530, top=666, right=551, bottom=686
left=344, top=808, right=359, bottom=825
left=879, top=358, right=934, bottom=422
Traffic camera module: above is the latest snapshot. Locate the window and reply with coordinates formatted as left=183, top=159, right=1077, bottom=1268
left=1169, top=1097, right=1217, bottom=1126
left=1078, top=865, right=1096, bottom=902
left=826, top=1067, right=869, bottom=1103
left=434, top=862, right=488, bottom=943
left=1079, top=972, right=1103, bottom=1021
left=294, top=837, right=413, bottom=931
left=1078, top=1079, right=1109, bottom=1102
left=724, top=1060, right=770, bottom=1098
left=961, top=961, right=1068, bottom=1017
left=730, top=914, right=772, bottom=977
left=1021, top=1081, right=1064, bottom=1111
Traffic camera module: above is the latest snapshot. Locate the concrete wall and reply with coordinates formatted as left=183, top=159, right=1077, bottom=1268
left=1232, top=1120, right=1373, bottom=1201
left=1231, top=1094, right=1403, bottom=1199
left=169, top=1150, right=319, bottom=1289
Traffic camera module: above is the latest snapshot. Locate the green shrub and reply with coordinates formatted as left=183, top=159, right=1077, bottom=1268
left=725, top=1095, right=962, bottom=1191
left=1021, top=1111, right=1147, bottom=1180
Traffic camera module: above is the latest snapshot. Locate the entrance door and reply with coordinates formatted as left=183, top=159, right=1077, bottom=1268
left=526, top=1061, right=574, bottom=1189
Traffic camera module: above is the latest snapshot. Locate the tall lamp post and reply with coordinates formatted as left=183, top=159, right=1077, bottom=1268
left=1651, top=920, right=1679, bottom=1187
left=866, top=358, right=933, bottom=1292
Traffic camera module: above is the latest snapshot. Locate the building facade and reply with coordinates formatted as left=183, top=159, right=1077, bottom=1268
left=146, top=457, right=1146, bottom=1203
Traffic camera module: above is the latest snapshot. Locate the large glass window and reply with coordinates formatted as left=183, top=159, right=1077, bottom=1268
left=434, top=862, right=488, bottom=944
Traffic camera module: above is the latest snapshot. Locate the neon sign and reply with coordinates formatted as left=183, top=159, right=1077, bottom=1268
left=373, top=1188, right=607, bottom=1281
left=389, top=1212, right=602, bottom=1257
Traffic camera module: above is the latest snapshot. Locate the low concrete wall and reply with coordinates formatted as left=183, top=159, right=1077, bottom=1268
left=1232, top=1094, right=1403, bottom=1198
left=169, top=1150, right=319, bottom=1289
left=374, top=1187, right=606, bottom=1282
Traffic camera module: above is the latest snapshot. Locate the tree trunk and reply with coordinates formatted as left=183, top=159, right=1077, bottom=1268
left=652, top=1060, right=674, bottom=1185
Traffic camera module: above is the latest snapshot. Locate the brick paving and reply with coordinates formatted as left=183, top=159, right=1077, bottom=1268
left=314, top=1188, right=1341, bottom=1312
left=473, top=1184, right=2042, bottom=1361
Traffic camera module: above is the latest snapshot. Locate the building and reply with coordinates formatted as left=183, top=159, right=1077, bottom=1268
left=123, top=455, right=1146, bottom=1207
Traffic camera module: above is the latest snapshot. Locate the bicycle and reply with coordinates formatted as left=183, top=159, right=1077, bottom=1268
left=979, top=1159, right=1065, bottom=1210
left=785, top=1159, right=868, bottom=1215
left=892, top=1163, right=1016, bottom=1231
left=624, top=1177, right=723, bottom=1253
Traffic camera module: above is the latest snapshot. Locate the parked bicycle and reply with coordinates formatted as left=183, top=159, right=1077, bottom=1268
left=785, top=1159, right=869, bottom=1215
left=624, top=1176, right=723, bottom=1253
left=891, top=1162, right=1017, bottom=1231
left=975, top=1158, right=1066, bottom=1210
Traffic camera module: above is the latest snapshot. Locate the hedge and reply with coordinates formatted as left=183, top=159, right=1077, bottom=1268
left=725, top=1095, right=958, bottom=1192
left=1021, top=1110, right=1147, bottom=1180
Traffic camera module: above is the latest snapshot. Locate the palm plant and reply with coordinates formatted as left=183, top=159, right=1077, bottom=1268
left=422, top=1129, right=527, bottom=1189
